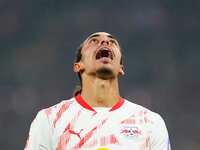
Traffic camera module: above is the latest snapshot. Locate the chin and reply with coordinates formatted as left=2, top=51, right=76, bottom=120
left=96, top=68, right=115, bottom=79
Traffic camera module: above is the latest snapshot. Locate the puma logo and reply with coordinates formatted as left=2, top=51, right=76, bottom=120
left=68, top=129, right=83, bottom=139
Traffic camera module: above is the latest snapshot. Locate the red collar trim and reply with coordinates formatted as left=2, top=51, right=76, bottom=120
left=75, top=94, right=96, bottom=112
left=75, top=94, right=125, bottom=112
left=109, top=96, right=125, bottom=111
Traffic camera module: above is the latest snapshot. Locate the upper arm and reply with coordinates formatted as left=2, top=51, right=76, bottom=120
left=149, top=113, right=171, bottom=150
left=25, top=110, right=53, bottom=150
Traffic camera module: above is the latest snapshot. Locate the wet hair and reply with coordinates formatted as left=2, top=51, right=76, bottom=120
left=73, top=36, right=123, bottom=97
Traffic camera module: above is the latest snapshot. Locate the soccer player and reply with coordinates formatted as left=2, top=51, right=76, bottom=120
left=25, top=32, right=171, bottom=150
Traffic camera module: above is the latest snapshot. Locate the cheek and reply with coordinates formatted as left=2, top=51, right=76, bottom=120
left=82, top=54, right=95, bottom=68
left=82, top=52, right=91, bottom=62
left=84, top=50, right=94, bottom=58
left=115, top=52, right=122, bottom=63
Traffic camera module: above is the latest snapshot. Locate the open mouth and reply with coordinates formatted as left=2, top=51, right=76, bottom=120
left=95, top=47, right=113, bottom=60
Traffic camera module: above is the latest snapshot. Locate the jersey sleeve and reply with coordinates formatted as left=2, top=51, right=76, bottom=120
left=24, top=110, right=53, bottom=150
left=149, top=113, right=171, bottom=150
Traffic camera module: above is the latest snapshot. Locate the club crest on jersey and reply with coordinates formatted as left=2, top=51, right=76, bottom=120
left=121, top=126, right=141, bottom=140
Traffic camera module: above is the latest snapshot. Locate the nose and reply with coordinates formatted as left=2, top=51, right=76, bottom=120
left=101, top=40, right=109, bottom=45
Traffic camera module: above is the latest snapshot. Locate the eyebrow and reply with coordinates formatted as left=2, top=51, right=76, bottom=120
left=87, top=34, right=116, bottom=40
left=88, top=34, right=100, bottom=40
left=107, top=34, right=115, bottom=39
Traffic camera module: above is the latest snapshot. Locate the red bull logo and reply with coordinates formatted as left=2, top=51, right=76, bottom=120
left=121, top=126, right=141, bottom=140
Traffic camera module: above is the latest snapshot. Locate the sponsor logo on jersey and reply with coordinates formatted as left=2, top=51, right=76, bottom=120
left=68, top=129, right=83, bottom=139
left=121, top=126, right=141, bottom=140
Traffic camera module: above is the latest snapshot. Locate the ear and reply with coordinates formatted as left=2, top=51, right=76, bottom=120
left=119, top=65, right=124, bottom=75
left=73, top=62, right=84, bottom=73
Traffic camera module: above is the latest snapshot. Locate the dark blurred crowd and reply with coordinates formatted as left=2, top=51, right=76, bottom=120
left=0, top=0, right=200, bottom=149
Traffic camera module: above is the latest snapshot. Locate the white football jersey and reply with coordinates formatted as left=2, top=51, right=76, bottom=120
left=25, top=94, right=171, bottom=150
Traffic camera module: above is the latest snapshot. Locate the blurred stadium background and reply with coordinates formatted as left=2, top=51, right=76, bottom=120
left=0, top=0, right=200, bottom=149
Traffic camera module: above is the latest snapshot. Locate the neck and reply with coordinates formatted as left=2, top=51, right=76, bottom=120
left=80, top=76, right=120, bottom=107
